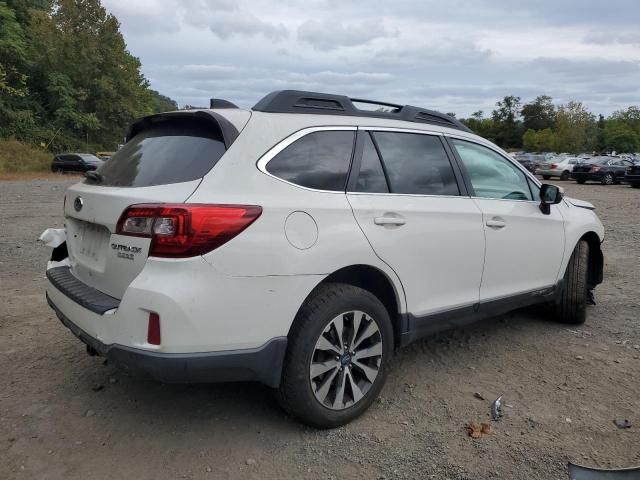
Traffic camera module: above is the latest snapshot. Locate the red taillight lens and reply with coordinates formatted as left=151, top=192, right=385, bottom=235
left=550, top=163, right=558, bottom=169
left=147, top=312, right=161, bottom=345
left=116, top=204, right=262, bottom=258
left=591, top=166, right=600, bottom=172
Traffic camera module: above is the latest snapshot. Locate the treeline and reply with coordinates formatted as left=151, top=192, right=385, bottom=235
left=457, top=96, right=640, bottom=154
left=0, top=0, right=177, bottom=152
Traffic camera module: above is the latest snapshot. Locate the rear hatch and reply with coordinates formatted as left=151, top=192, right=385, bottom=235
left=62, top=111, right=246, bottom=299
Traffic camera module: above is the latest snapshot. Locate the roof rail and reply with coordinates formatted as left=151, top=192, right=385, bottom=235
left=252, top=90, right=472, bottom=133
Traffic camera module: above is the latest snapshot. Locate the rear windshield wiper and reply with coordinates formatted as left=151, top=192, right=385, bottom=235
left=84, top=171, right=103, bottom=183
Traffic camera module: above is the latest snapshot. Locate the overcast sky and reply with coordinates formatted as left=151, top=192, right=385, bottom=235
left=102, top=0, right=640, bottom=117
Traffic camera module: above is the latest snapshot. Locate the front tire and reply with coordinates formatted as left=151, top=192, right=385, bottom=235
left=278, top=283, right=394, bottom=428
left=631, top=183, right=640, bottom=189
left=553, top=240, right=589, bottom=324
left=576, top=179, right=586, bottom=184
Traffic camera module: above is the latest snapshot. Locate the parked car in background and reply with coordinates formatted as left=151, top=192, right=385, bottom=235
left=51, top=153, right=103, bottom=173
left=514, top=153, right=545, bottom=173
left=536, top=157, right=583, bottom=181
left=624, top=161, right=640, bottom=188
left=96, top=151, right=115, bottom=161
left=571, top=157, right=633, bottom=185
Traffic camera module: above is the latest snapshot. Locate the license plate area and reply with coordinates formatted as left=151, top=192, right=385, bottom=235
left=67, top=219, right=110, bottom=271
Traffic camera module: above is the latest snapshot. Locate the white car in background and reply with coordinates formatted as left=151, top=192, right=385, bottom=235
left=43, top=90, right=605, bottom=427
left=537, top=157, right=584, bottom=181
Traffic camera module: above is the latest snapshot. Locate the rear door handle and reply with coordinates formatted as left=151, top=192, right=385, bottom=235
left=486, top=218, right=506, bottom=229
left=374, top=216, right=406, bottom=226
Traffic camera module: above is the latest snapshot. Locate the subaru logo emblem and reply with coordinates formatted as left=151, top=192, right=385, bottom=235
left=74, top=196, right=83, bottom=212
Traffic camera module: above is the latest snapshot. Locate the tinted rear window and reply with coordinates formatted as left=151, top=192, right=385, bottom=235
left=266, top=130, right=354, bottom=191
left=90, top=117, right=226, bottom=187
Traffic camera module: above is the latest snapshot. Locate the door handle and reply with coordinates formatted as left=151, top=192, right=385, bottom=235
left=486, top=218, right=506, bottom=229
left=374, top=216, right=406, bottom=226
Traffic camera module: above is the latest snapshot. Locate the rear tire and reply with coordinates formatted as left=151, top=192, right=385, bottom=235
left=602, top=173, right=614, bottom=185
left=542, top=175, right=551, bottom=180
left=277, top=283, right=394, bottom=428
left=560, top=171, right=570, bottom=181
left=577, top=179, right=586, bottom=184
left=631, top=183, right=640, bottom=189
left=553, top=240, right=589, bottom=325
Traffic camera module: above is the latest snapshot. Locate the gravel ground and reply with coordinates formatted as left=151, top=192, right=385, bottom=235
left=1, top=177, right=639, bottom=480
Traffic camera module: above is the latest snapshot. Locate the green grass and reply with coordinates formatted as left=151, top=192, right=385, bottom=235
left=0, top=138, right=52, bottom=173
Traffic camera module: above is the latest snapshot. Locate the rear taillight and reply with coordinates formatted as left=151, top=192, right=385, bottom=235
left=591, top=166, right=600, bottom=172
left=550, top=163, right=558, bottom=169
left=116, top=204, right=262, bottom=258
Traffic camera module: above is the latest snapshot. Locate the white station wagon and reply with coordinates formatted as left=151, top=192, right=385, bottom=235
left=44, top=90, right=604, bottom=427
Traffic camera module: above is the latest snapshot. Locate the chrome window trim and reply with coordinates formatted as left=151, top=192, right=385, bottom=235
left=357, top=125, right=445, bottom=136
left=347, top=191, right=467, bottom=199
left=256, top=126, right=357, bottom=194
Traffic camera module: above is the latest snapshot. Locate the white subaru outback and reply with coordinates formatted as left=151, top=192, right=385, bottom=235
left=44, top=90, right=604, bottom=428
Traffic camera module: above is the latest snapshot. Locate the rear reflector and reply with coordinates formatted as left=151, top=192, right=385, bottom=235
left=147, top=312, right=161, bottom=345
left=116, top=204, right=262, bottom=258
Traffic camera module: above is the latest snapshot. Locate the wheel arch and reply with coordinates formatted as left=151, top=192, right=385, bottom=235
left=290, top=264, right=407, bottom=348
left=580, top=231, right=604, bottom=288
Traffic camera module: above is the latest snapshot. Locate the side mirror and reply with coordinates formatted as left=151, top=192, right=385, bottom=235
left=539, top=184, right=563, bottom=214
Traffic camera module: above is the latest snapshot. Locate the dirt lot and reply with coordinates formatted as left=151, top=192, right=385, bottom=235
left=1, top=177, right=639, bottom=480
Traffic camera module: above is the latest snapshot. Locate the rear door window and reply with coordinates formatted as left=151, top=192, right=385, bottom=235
left=91, top=117, right=226, bottom=187
left=266, top=130, right=355, bottom=191
left=371, top=131, right=459, bottom=195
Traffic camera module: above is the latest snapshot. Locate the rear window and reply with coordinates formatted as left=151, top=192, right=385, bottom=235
left=90, top=117, right=226, bottom=187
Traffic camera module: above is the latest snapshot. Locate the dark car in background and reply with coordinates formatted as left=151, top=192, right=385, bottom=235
left=514, top=153, right=545, bottom=173
left=571, top=157, right=633, bottom=185
left=51, top=153, right=103, bottom=173
left=625, top=162, right=640, bottom=188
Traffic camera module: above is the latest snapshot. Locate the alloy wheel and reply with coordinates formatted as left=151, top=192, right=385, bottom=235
left=309, top=311, right=383, bottom=410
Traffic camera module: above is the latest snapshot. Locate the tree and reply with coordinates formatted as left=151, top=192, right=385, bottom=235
left=521, top=95, right=555, bottom=132
left=605, top=123, right=639, bottom=153
left=0, top=1, right=32, bottom=139
left=0, top=2, right=28, bottom=98
left=150, top=89, right=178, bottom=113
left=553, top=101, right=596, bottom=153
left=459, top=110, right=496, bottom=142
left=522, top=128, right=556, bottom=152
left=594, top=114, right=607, bottom=152
left=491, top=96, right=523, bottom=148
left=1, top=0, right=177, bottom=151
